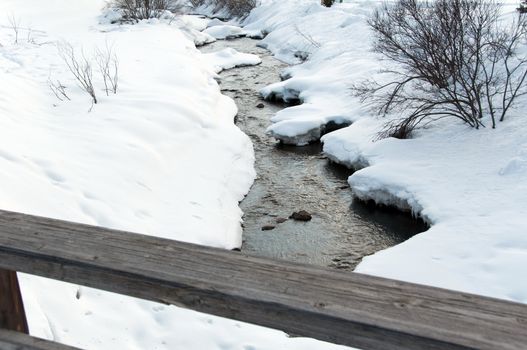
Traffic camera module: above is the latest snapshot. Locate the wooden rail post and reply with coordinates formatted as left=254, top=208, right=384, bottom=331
left=0, top=269, right=28, bottom=333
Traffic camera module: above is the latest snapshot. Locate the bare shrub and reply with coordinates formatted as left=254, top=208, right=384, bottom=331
left=111, top=0, right=181, bottom=21
left=188, top=0, right=206, bottom=7
left=6, top=15, right=38, bottom=45
left=48, top=78, right=71, bottom=102
left=189, top=0, right=257, bottom=18
left=26, top=28, right=35, bottom=44
left=95, top=42, right=119, bottom=96
left=7, top=14, right=20, bottom=44
left=355, top=0, right=527, bottom=138
left=58, top=42, right=97, bottom=105
left=218, top=0, right=257, bottom=17
left=294, top=24, right=321, bottom=49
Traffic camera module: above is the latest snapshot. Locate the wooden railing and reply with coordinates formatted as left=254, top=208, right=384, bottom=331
left=0, top=269, right=28, bottom=333
left=0, top=209, right=526, bottom=350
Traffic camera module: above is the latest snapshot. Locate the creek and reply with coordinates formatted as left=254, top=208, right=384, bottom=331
left=201, top=37, right=427, bottom=270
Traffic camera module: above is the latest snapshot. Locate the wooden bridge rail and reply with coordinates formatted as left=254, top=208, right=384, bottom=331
left=0, top=209, right=526, bottom=350
left=0, top=329, right=79, bottom=350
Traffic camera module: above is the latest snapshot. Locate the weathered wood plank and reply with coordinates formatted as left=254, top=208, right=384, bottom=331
left=0, top=329, right=80, bottom=350
left=0, top=269, right=29, bottom=333
left=0, top=209, right=525, bottom=350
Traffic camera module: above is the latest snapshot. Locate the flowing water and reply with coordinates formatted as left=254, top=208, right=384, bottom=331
left=201, top=37, right=427, bottom=270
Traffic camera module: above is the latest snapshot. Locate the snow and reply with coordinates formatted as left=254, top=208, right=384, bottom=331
left=347, top=117, right=527, bottom=300
left=202, top=47, right=262, bottom=73
left=203, top=24, right=247, bottom=39
left=0, top=1, right=346, bottom=349
left=0, top=1, right=255, bottom=250
left=243, top=0, right=527, bottom=304
left=207, top=18, right=230, bottom=28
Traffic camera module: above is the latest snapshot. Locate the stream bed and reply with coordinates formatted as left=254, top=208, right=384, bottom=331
left=201, top=37, right=427, bottom=270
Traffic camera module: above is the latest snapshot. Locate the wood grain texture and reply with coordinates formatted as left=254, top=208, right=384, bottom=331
left=0, top=330, right=80, bottom=350
left=0, top=269, right=29, bottom=333
left=0, top=209, right=525, bottom=350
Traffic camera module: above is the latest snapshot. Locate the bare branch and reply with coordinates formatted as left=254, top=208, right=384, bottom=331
left=188, top=0, right=257, bottom=18
left=293, top=24, right=321, bottom=50
left=357, top=0, right=527, bottom=138
left=95, top=41, right=119, bottom=96
left=111, top=0, right=183, bottom=21
left=7, top=14, right=20, bottom=44
left=48, top=78, right=71, bottom=102
left=58, top=42, right=97, bottom=105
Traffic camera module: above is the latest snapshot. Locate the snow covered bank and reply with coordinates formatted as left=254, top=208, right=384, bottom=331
left=0, top=0, right=254, bottom=249
left=340, top=115, right=527, bottom=302
left=203, top=47, right=262, bottom=73
left=243, top=0, right=527, bottom=304
left=244, top=0, right=375, bottom=145
left=204, top=24, right=247, bottom=39
left=0, top=1, right=347, bottom=349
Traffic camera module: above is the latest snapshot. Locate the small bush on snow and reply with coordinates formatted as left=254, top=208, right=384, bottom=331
left=7, top=14, right=21, bottom=44
left=355, top=0, right=527, bottom=139
left=110, top=0, right=182, bottom=21
left=58, top=42, right=98, bottom=106
left=189, top=0, right=257, bottom=18
left=55, top=42, right=120, bottom=108
left=95, top=42, right=119, bottom=96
